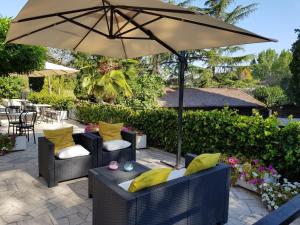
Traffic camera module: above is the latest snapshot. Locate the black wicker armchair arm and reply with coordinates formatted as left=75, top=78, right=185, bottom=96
left=121, top=130, right=136, bottom=145
left=73, top=133, right=100, bottom=167
left=93, top=175, right=137, bottom=225
left=72, top=133, right=98, bottom=153
left=253, top=194, right=300, bottom=225
left=38, top=137, right=56, bottom=187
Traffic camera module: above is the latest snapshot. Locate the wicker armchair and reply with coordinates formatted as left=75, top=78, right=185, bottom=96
left=38, top=133, right=100, bottom=188
left=92, top=153, right=230, bottom=225
left=87, top=130, right=136, bottom=167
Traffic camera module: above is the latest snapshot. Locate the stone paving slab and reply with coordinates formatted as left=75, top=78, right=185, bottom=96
left=0, top=120, right=299, bottom=225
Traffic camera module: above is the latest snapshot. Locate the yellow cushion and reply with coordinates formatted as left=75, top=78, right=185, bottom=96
left=128, top=168, right=172, bottom=193
left=98, top=121, right=123, bottom=142
left=184, top=153, right=221, bottom=176
left=43, top=127, right=75, bottom=154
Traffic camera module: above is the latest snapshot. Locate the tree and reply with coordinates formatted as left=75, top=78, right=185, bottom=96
left=144, top=0, right=258, bottom=88
left=253, top=86, right=288, bottom=107
left=289, top=29, right=300, bottom=105
left=71, top=52, right=104, bottom=100
left=0, top=17, right=47, bottom=76
left=0, top=76, right=24, bottom=98
left=81, top=58, right=137, bottom=103
left=118, top=74, right=165, bottom=109
left=251, top=49, right=292, bottom=87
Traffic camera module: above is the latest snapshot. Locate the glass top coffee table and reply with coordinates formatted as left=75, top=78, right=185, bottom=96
left=88, top=161, right=149, bottom=198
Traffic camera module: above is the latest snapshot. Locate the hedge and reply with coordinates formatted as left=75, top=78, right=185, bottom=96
left=28, top=92, right=75, bottom=110
left=76, top=103, right=300, bottom=180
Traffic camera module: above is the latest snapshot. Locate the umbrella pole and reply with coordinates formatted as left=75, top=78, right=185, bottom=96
left=176, top=56, right=187, bottom=169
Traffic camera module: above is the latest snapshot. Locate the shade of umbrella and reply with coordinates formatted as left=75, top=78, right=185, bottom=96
left=6, top=0, right=275, bottom=168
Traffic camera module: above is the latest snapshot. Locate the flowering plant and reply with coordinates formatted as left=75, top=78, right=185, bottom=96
left=224, top=155, right=300, bottom=211
left=122, top=126, right=144, bottom=136
left=260, top=179, right=300, bottom=210
left=224, top=157, right=279, bottom=188
left=84, top=123, right=99, bottom=133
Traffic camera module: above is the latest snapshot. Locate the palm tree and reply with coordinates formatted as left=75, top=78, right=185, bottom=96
left=82, top=59, right=137, bottom=104
left=147, top=0, right=258, bottom=86
left=203, top=0, right=257, bottom=24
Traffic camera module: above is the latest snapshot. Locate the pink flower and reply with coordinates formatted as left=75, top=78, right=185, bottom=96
left=268, top=165, right=277, bottom=175
left=258, top=166, right=265, bottom=173
left=249, top=179, right=258, bottom=185
left=121, top=127, right=129, bottom=132
left=248, top=178, right=263, bottom=185
left=252, top=159, right=259, bottom=165
left=228, top=157, right=239, bottom=165
left=239, top=172, right=247, bottom=179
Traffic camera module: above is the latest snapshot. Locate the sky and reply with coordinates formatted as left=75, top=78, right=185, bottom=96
left=1, top=0, right=299, bottom=56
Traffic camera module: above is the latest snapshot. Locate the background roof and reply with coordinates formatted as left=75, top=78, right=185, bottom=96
left=158, top=88, right=266, bottom=108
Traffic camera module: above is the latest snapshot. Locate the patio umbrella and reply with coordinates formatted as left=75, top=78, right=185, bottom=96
left=28, top=62, right=79, bottom=94
left=6, top=0, right=275, bottom=168
left=28, top=62, right=79, bottom=77
left=11, top=62, right=79, bottom=94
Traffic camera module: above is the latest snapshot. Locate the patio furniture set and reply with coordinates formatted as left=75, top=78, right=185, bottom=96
left=0, top=98, right=65, bottom=125
left=4, top=105, right=37, bottom=143
left=7, top=1, right=299, bottom=223
left=38, top=127, right=231, bottom=225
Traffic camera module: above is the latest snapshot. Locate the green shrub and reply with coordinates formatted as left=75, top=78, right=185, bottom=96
left=28, top=92, right=74, bottom=110
left=0, top=134, right=15, bottom=152
left=117, top=74, right=165, bottom=109
left=263, top=121, right=300, bottom=181
left=0, top=76, right=24, bottom=99
left=253, top=86, right=288, bottom=107
left=76, top=103, right=299, bottom=180
left=76, top=102, right=135, bottom=124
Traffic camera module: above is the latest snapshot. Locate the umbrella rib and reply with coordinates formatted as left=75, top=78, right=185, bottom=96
left=127, top=9, right=274, bottom=42
left=59, top=15, right=109, bottom=38
left=102, top=0, right=111, bottom=34
left=116, top=16, right=163, bottom=38
left=118, top=37, right=151, bottom=40
left=114, top=12, right=128, bottom=58
left=113, top=5, right=197, bottom=15
left=114, top=11, right=140, bottom=36
left=7, top=9, right=102, bottom=44
left=73, top=11, right=107, bottom=51
left=109, top=7, right=114, bottom=36
left=15, top=6, right=108, bottom=23
left=114, top=10, right=181, bottom=59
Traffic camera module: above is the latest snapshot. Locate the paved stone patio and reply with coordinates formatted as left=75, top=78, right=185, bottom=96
left=0, top=119, right=299, bottom=225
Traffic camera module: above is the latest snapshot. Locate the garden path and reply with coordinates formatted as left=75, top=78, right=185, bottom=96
left=0, top=119, right=299, bottom=225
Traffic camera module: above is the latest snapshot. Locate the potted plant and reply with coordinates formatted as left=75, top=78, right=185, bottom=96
left=260, top=178, right=300, bottom=210
left=52, top=97, right=74, bottom=120
left=225, top=156, right=279, bottom=193
left=84, top=123, right=99, bottom=133
left=0, top=134, right=15, bottom=156
left=122, top=126, right=147, bottom=149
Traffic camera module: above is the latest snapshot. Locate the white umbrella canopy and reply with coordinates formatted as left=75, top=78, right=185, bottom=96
left=28, top=62, right=79, bottom=77
left=6, top=0, right=275, bottom=167
left=6, top=0, right=275, bottom=58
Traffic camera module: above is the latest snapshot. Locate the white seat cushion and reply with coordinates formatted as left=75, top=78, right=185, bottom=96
left=167, top=168, right=186, bottom=181
left=118, top=179, right=134, bottom=191
left=118, top=168, right=187, bottom=191
left=56, top=145, right=90, bottom=159
left=103, top=140, right=131, bottom=151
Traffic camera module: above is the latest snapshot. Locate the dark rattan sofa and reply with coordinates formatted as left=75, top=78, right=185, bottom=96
left=87, top=130, right=136, bottom=167
left=38, top=133, right=100, bottom=188
left=92, top=153, right=230, bottom=225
